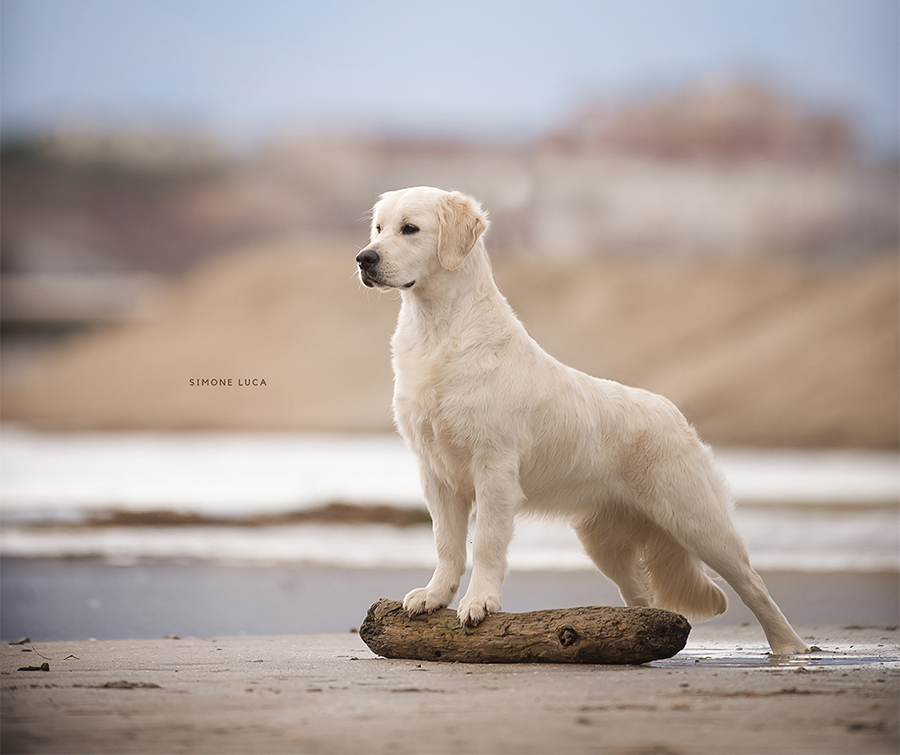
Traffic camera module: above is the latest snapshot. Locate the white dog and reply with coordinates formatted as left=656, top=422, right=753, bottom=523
left=357, top=186, right=809, bottom=655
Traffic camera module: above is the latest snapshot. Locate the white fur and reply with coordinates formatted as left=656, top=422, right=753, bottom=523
left=357, top=186, right=809, bottom=655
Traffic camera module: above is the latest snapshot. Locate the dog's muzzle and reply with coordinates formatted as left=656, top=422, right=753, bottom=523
left=356, top=248, right=414, bottom=289
left=356, top=248, right=380, bottom=288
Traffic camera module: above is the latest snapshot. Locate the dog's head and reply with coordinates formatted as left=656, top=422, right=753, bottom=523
left=356, top=187, right=489, bottom=291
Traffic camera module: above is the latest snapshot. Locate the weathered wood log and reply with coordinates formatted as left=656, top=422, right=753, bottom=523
left=359, top=598, right=691, bottom=665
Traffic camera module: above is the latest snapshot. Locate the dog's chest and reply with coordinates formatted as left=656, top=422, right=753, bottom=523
left=391, top=335, right=475, bottom=452
left=389, top=300, right=511, bottom=473
left=392, top=343, right=447, bottom=425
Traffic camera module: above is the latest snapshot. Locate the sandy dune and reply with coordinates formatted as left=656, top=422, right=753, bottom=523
left=2, top=244, right=897, bottom=447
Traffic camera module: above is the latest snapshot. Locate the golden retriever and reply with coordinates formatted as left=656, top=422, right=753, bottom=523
left=357, top=186, right=809, bottom=655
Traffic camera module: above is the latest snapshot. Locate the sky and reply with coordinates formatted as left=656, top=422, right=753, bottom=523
left=1, top=0, right=898, bottom=153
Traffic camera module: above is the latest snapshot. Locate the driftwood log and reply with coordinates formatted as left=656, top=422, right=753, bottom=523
left=359, top=598, right=691, bottom=665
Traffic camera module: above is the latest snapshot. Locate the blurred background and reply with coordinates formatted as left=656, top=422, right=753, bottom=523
left=1, top=0, right=898, bottom=642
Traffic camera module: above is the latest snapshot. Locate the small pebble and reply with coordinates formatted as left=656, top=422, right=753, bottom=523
left=17, top=663, right=50, bottom=672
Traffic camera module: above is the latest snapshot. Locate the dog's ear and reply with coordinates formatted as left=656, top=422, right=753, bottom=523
left=437, top=192, right=489, bottom=270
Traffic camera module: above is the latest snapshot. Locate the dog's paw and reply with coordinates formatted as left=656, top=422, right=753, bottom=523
left=403, top=587, right=448, bottom=616
left=770, top=639, right=812, bottom=655
left=768, top=628, right=812, bottom=655
left=457, top=593, right=501, bottom=627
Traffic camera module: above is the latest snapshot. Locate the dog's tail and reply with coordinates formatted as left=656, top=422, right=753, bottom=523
left=642, top=530, right=728, bottom=622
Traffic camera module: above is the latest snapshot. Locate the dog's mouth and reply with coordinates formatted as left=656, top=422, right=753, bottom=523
left=360, top=271, right=415, bottom=290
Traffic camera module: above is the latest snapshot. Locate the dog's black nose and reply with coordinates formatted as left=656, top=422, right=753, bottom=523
left=356, top=249, right=380, bottom=269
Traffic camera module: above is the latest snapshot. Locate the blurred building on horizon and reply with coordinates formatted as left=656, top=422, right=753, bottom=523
left=2, top=75, right=897, bottom=284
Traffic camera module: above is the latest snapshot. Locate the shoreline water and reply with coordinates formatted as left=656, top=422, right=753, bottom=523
left=3, top=429, right=898, bottom=577
left=3, top=428, right=898, bottom=515
left=2, top=503, right=897, bottom=573
left=2, top=558, right=897, bottom=643
left=3, top=429, right=897, bottom=650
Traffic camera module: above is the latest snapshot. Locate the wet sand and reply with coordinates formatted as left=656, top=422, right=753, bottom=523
left=2, top=625, right=898, bottom=755
left=2, top=558, right=898, bottom=642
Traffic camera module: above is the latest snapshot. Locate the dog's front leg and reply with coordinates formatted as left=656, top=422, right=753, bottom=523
left=403, top=477, right=471, bottom=616
left=457, top=463, right=521, bottom=627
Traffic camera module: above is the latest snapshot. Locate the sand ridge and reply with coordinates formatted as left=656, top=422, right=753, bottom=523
left=2, top=244, right=897, bottom=447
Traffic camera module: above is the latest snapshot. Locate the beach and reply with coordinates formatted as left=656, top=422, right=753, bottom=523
left=3, top=625, right=898, bottom=754
left=2, top=430, right=898, bottom=753
left=2, top=13, right=897, bottom=752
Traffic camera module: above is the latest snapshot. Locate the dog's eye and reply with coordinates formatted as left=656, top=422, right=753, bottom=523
left=375, top=224, right=382, bottom=234
left=401, top=224, right=419, bottom=235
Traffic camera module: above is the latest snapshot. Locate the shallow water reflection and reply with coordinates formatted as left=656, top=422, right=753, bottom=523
left=659, top=637, right=899, bottom=671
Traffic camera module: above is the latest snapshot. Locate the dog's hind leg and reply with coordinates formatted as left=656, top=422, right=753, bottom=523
left=674, top=519, right=810, bottom=655
left=573, top=517, right=651, bottom=608
left=647, top=452, right=809, bottom=654
left=642, top=528, right=728, bottom=621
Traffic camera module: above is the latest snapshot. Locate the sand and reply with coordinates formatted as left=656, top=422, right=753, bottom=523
left=2, top=625, right=897, bottom=755
left=2, top=246, right=897, bottom=447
